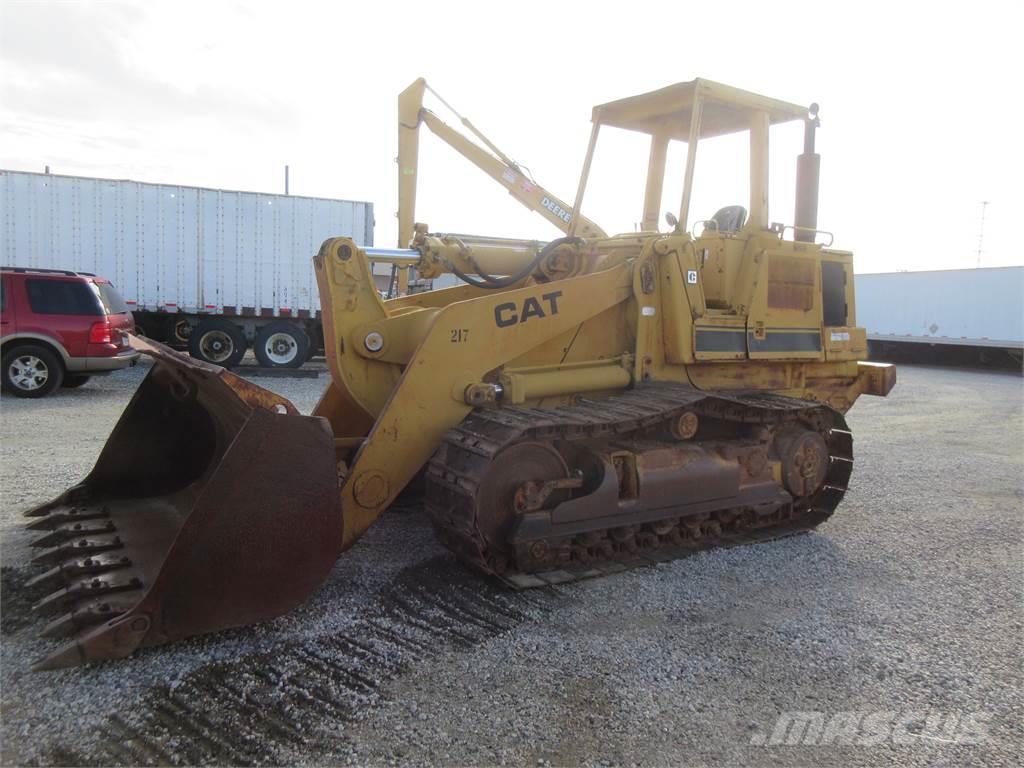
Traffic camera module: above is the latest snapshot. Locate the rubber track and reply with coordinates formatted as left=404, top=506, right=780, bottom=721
left=425, top=381, right=853, bottom=587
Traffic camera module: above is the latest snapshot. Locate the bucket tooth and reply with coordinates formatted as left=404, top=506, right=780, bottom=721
left=67, top=552, right=132, bottom=577
left=24, top=566, right=63, bottom=594
left=30, top=520, right=117, bottom=548
left=23, top=485, right=90, bottom=519
left=40, top=598, right=133, bottom=639
left=31, top=535, right=124, bottom=567
left=25, top=554, right=134, bottom=594
left=39, top=613, right=78, bottom=640
left=25, top=506, right=110, bottom=532
left=72, top=553, right=132, bottom=579
left=32, top=586, right=72, bottom=616
left=41, top=613, right=83, bottom=641
left=33, top=574, right=143, bottom=616
left=32, top=642, right=92, bottom=672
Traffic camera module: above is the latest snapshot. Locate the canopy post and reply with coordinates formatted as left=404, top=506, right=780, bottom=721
left=677, top=92, right=704, bottom=232
left=568, top=120, right=601, bottom=239
left=749, top=110, right=770, bottom=230
left=641, top=133, right=670, bottom=231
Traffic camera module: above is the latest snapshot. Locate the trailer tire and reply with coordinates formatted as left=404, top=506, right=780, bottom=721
left=254, top=321, right=310, bottom=369
left=189, top=319, right=246, bottom=368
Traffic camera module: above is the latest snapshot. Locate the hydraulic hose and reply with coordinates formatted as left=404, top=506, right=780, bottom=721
left=450, top=236, right=583, bottom=290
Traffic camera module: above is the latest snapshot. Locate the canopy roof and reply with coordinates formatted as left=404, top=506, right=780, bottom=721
left=593, top=78, right=811, bottom=140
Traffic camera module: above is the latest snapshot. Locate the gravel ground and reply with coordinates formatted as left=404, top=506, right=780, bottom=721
left=1, top=361, right=1021, bottom=766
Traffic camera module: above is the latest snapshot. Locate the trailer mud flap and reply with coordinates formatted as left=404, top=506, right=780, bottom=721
left=23, top=336, right=342, bottom=670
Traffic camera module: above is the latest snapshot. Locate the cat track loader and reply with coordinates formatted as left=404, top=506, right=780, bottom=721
left=21, top=77, right=895, bottom=669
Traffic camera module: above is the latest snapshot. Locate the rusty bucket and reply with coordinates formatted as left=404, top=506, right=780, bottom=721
left=23, top=336, right=342, bottom=670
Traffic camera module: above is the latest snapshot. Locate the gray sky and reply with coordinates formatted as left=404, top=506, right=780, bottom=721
left=1, top=0, right=1020, bottom=273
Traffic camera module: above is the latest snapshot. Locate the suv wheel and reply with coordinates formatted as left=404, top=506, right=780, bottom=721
left=253, top=321, right=310, bottom=368
left=188, top=319, right=246, bottom=368
left=2, top=344, right=64, bottom=398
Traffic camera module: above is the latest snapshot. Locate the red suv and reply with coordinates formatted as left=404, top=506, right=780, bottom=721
left=1, top=267, right=139, bottom=397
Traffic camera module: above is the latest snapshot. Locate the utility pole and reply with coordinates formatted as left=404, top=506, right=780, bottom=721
left=284, top=165, right=290, bottom=195
left=975, top=200, right=989, bottom=267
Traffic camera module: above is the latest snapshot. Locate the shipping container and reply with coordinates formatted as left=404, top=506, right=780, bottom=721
left=855, top=266, right=1024, bottom=362
left=1, top=169, right=374, bottom=367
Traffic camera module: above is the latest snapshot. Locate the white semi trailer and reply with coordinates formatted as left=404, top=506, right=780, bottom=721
left=855, top=266, right=1023, bottom=365
left=0, top=169, right=375, bottom=368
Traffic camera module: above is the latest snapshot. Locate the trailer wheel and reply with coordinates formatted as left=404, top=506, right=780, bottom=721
left=172, top=319, right=193, bottom=346
left=189, top=319, right=246, bottom=368
left=254, top=321, right=310, bottom=369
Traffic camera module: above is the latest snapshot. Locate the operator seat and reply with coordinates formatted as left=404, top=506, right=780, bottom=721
left=710, top=205, right=747, bottom=234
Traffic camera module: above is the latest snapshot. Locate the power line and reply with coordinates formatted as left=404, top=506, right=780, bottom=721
left=975, top=200, right=989, bottom=268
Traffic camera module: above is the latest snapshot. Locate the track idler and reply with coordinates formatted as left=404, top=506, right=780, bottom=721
left=23, top=336, right=342, bottom=670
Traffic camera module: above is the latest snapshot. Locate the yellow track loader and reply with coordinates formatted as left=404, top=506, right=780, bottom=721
left=22, top=78, right=895, bottom=670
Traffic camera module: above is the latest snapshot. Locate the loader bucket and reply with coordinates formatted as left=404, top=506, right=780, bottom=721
left=23, top=336, right=342, bottom=670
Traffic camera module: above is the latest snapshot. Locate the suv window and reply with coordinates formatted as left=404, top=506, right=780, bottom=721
left=94, top=280, right=131, bottom=313
left=25, top=278, right=102, bottom=315
left=93, top=282, right=130, bottom=314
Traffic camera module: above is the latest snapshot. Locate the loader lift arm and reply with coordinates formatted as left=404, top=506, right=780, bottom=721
left=397, top=78, right=607, bottom=252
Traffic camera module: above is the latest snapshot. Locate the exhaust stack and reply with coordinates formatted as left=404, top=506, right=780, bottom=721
left=794, top=104, right=821, bottom=243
